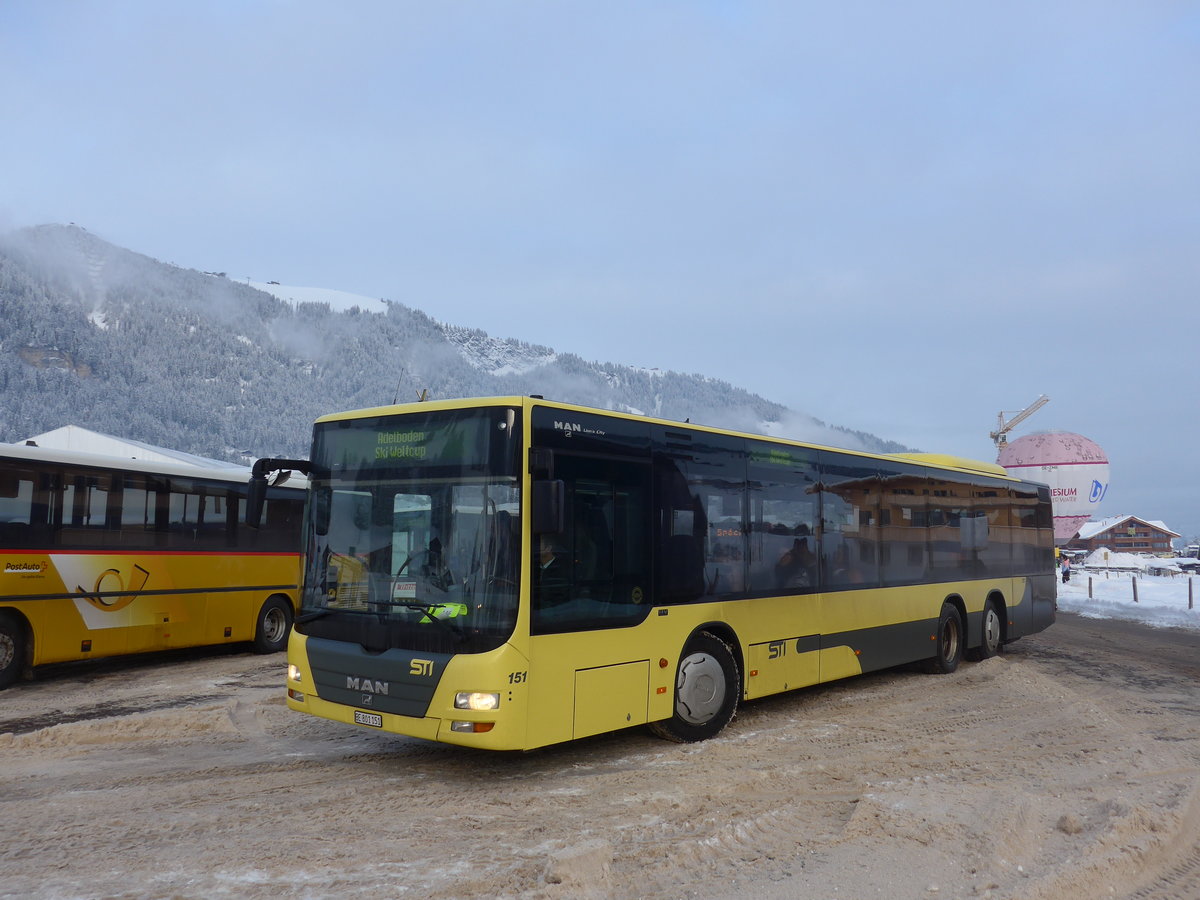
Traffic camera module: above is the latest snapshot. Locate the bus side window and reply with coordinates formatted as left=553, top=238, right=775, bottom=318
left=166, top=480, right=199, bottom=547
left=120, top=475, right=155, bottom=542
left=191, top=492, right=225, bottom=549
left=877, top=463, right=927, bottom=587
left=89, top=476, right=113, bottom=530
left=746, top=441, right=820, bottom=596
left=818, top=455, right=880, bottom=589
left=258, top=492, right=304, bottom=551
left=57, top=472, right=113, bottom=546
left=0, top=470, right=35, bottom=545
left=0, top=472, right=20, bottom=500
left=1012, top=486, right=1046, bottom=572
left=654, top=457, right=705, bottom=604
left=0, top=471, right=34, bottom=523
left=927, top=476, right=980, bottom=579
left=653, top=430, right=746, bottom=602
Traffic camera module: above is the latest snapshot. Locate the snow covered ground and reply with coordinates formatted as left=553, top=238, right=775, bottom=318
left=247, top=280, right=390, bottom=314
left=1057, top=550, right=1200, bottom=630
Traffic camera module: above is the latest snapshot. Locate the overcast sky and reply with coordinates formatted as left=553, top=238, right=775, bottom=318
left=2, top=2, right=1198, bottom=538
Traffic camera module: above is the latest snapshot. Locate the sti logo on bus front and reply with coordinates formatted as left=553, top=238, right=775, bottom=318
left=346, top=676, right=389, bottom=695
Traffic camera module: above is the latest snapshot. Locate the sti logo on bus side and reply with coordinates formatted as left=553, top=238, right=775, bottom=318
left=346, top=676, right=389, bottom=695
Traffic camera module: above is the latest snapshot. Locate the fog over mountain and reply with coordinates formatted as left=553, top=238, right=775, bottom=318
left=0, top=224, right=909, bottom=463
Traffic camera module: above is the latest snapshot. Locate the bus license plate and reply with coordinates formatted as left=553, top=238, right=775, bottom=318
left=354, top=710, right=383, bottom=728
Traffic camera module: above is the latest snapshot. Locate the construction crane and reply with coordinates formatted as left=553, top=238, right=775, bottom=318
left=990, top=394, right=1049, bottom=448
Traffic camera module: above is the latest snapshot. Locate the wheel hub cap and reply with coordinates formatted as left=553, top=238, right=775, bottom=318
left=676, top=652, right=725, bottom=725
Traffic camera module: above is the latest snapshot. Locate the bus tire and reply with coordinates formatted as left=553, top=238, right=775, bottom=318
left=966, top=599, right=1003, bottom=662
left=0, top=612, right=28, bottom=689
left=650, top=631, right=740, bottom=743
left=253, top=595, right=293, bottom=654
left=925, top=602, right=963, bottom=674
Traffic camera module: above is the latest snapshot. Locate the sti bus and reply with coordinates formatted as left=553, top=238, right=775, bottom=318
left=251, top=396, right=1055, bottom=751
left=0, top=443, right=304, bottom=688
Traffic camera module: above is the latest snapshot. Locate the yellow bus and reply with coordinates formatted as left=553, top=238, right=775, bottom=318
left=0, top=443, right=305, bottom=688
left=256, top=397, right=1055, bottom=750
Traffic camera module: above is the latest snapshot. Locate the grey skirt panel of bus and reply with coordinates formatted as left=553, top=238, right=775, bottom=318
left=305, top=636, right=450, bottom=718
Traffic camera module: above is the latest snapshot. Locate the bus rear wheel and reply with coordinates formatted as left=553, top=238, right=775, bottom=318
left=0, top=612, right=27, bottom=689
left=925, top=602, right=963, bottom=674
left=650, top=631, right=740, bottom=743
left=966, top=600, right=1003, bottom=662
left=253, top=596, right=294, bottom=653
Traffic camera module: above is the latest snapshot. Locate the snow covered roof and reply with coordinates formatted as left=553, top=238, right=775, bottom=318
left=1076, top=514, right=1179, bottom=540
left=16, top=425, right=242, bottom=471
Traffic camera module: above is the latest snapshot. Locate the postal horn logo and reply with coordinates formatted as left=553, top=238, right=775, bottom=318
left=79, top=564, right=150, bottom=612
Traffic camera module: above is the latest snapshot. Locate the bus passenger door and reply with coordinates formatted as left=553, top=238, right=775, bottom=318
left=528, top=453, right=654, bottom=745
left=530, top=454, right=652, bottom=635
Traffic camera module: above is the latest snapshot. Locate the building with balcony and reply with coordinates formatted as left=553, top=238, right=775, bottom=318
left=1065, top=515, right=1180, bottom=556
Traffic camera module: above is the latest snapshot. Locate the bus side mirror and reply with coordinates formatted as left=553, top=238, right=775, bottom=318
left=531, top=479, right=565, bottom=535
left=246, top=476, right=267, bottom=528
left=248, top=457, right=312, bottom=529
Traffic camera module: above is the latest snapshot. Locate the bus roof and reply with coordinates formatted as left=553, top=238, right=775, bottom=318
left=1, top=441, right=305, bottom=489
left=312, top=396, right=1026, bottom=484
left=885, top=452, right=1010, bottom=478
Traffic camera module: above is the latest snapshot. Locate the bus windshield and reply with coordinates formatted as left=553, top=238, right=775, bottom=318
left=296, top=407, right=522, bottom=654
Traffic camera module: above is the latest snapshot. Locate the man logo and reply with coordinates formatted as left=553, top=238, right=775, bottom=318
left=346, top=676, right=389, bottom=695
left=410, top=659, right=434, bottom=677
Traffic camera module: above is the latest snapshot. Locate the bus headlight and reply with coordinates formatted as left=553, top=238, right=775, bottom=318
left=288, top=664, right=303, bottom=683
left=454, top=691, right=500, bottom=711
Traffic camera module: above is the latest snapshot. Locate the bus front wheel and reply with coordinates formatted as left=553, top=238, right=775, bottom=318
left=650, top=631, right=740, bottom=743
left=253, top=596, right=294, bottom=653
left=926, top=602, right=964, bottom=674
left=0, top=612, right=28, bottom=689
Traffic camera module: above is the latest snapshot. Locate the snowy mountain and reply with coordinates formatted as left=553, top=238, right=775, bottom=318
left=0, top=224, right=909, bottom=463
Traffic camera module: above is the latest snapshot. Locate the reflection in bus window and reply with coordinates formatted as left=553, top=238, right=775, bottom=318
left=747, top=442, right=818, bottom=594
left=653, top=430, right=745, bottom=602
left=819, top=457, right=880, bottom=588
left=878, top=463, right=927, bottom=587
